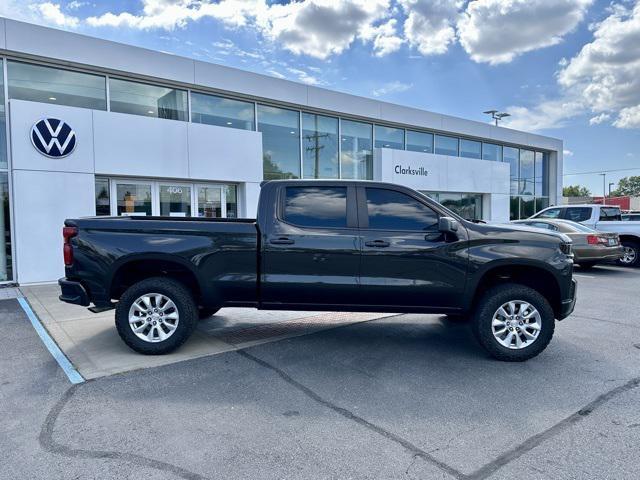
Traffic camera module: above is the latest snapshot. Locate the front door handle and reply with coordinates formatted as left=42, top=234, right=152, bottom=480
left=365, top=239, right=390, bottom=248
left=269, top=236, right=295, bottom=245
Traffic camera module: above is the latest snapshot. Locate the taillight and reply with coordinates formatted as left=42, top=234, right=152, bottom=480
left=63, top=226, right=78, bottom=266
left=587, top=235, right=598, bottom=245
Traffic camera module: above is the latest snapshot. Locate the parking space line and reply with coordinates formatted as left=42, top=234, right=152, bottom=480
left=574, top=274, right=596, bottom=279
left=18, top=297, right=85, bottom=384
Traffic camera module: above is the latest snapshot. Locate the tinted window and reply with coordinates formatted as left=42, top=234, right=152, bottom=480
left=191, top=93, right=254, bottom=130
left=565, top=207, right=592, bottom=222
left=600, top=207, right=622, bottom=221
left=406, top=130, right=433, bottom=153
left=374, top=125, right=404, bottom=149
left=460, top=139, right=481, bottom=159
left=109, top=78, right=187, bottom=120
left=482, top=143, right=502, bottom=161
left=537, top=208, right=562, bottom=219
left=341, top=119, right=373, bottom=180
left=95, top=178, right=110, bottom=216
left=284, top=187, right=347, bottom=228
left=258, top=105, right=301, bottom=180
left=302, top=113, right=339, bottom=179
left=366, top=188, right=439, bottom=231
left=8, top=61, right=106, bottom=110
left=434, top=135, right=459, bottom=156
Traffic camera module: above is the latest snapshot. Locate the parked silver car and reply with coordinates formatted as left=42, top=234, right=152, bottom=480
left=513, top=219, right=623, bottom=269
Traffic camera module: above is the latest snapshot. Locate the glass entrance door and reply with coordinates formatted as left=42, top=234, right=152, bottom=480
left=159, top=183, right=192, bottom=217
left=196, top=185, right=226, bottom=218
left=113, top=181, right=153, bottom=216
left=105, top=179, right=232, bottom=218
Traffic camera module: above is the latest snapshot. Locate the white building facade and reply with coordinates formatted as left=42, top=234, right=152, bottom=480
left=0, top=18, right=563, bottom=284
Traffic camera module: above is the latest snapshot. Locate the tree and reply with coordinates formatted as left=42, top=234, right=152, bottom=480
left=611, top=176, right=640, bottom=196
left=563, top=185, right=591, bottom=197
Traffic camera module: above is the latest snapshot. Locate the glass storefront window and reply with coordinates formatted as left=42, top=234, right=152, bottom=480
left=109, top=78, right=188, bottom=121
left=535, top=197, right=549, bottom=213
left=503, top=146, right=519, bottom=195
left=340, top=119, right=373, bottom=180
left=0, top=61, right=6, bottom=170
left=535, top=152, right=548, bottom=196
left=95, top=178, right=110, bottom=216
left=482, top=143, right=502, bottom=162
left=434, top=135, right=459, bottom=156
left=374, top=125, right=404, bottom=150
left=519, top=149, right=535, bottom=195
left=520, top=195, right=535, bottom=219
left=7, top=61, right=106, bottom=110
left=421, top=191, right=483, bottom=221
left=160, top=185, right=191, bottom=217
left=225, top=185, right=238, bottom=218
left=460, top=139, right=481, bottom=159
left=0, top=173, right=11, bottom=281
left=406, top=130, right=433, bottom=153
left=191, top=92, right=254, bottom=130
left=302, top=113, right=339, bottom=179
left=116, top=183, right=152, bottom=216
left=510, top=196, right=520, bottom=220
left=198, top=186, right=222, bottom=218
left=258, top=105, right=301, bottom=180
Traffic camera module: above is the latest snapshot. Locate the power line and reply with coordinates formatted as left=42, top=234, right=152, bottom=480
left=563, top=167, right=640, bottom=176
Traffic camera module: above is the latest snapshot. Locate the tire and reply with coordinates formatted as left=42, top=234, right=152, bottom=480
left=617, top=240, right=640, bottom=267
left=115, top=277, right=198, bottom=355
left=471, top=283, right=555, bottom=362
left=577, top=262, right=597, bottom=270
left=198, top=307, right=220, bottom=320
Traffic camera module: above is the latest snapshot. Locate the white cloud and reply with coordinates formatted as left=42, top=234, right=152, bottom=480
left=502, top=98, right=585, bottom=131
left=563, top=149, right=574, bottom=157
left=505, top=1, right=640, bottom=131
left=614, top=105, right=640, bottom=129
left=87, top=0, right=393, bottom=59
left=372, top=80, right=413, bottom=97
left=29, top=2, right=80, bottom=28
left=398, top=0, right=461, bottom=56
left=558, top=1, right=640, bottom=128
left=589, top=112, right=611, bottom=125
left=286, top=67, right=321, bottom=86
left=458, top=0, right=593, bottom=65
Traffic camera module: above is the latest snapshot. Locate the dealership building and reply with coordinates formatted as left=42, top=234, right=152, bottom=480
left=0, top=18, right=563, bottom=285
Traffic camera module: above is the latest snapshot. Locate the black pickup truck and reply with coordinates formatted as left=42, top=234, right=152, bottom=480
left=60, top=180, right=576, bottom=361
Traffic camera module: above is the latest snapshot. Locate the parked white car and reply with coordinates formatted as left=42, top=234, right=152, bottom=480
left=530, top=204, right=640, bottom=267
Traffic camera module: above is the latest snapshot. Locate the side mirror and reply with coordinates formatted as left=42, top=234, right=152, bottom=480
left=438, top=216, right=459, bottom=234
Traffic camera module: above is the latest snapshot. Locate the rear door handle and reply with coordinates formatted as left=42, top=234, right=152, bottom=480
left=269, top=236, right=295, bottom=245
left=365, top=239, right=390, bottom=248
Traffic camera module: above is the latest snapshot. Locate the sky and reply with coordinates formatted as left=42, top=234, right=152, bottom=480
left=1, top=0, right=639, bottom=195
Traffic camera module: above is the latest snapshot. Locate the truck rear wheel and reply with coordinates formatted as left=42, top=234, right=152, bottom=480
left=471, top=283, right=555, bottom=362
left=115, top=277, right=198, bottom=355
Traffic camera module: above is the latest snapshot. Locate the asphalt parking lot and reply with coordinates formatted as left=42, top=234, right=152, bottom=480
left=2, top=264, right=640, bottom=480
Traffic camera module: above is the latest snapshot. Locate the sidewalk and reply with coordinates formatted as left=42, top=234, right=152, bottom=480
left=20, top=284, right=392, bottom=380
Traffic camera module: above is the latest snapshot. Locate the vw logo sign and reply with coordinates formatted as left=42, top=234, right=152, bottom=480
left=30, top=118, right=77, bottom=158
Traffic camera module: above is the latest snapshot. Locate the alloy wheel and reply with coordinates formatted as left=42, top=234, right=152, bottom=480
left=620, top=246, right=637, bottom=265
left=491, top=300, right=541, bottom=349
left=128, top=293, right=180, bottom=343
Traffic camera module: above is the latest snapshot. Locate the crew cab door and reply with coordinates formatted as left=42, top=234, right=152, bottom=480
left=357, top=186, right=468, bottom=309
left=260, top=184, right=360, bottom=307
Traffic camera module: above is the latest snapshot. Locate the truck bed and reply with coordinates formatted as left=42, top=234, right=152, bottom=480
left=64, top=215, right=260, bottom=309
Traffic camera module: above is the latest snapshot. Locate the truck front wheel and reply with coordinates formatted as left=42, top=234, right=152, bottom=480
left=471, top=283, right=555, bottom=362
left=115, top=277, right=198, bottom=355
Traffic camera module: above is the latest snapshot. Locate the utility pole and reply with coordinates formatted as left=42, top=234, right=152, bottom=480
left=609, top=182, right=615, bottom=198
left=599, top=173, right=606, bottom=205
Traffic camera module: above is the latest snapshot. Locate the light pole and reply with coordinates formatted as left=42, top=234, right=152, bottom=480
left=599, top=173, right=606, bottom=205
left=609, top=182, right=615, bottom=198
left=483, top=110, right=511, bottom=126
